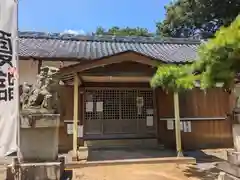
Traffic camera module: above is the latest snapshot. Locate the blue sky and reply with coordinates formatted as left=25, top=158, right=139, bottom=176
left=19, top=0, right=171, bottom=34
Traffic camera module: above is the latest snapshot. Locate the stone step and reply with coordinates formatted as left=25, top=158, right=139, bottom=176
left=218, top=172, right=240, bottom=180
left=217, top=161, right=240, bottom=178
left=227, top=150, right=240, bottom=166
left=85, top=138, right=164, bottom=150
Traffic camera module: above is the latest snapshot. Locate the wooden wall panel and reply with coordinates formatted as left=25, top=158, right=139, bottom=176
left=179, top=88, right=229, bottom=117
left=156, top=88, right=174, bottom=117
left=157, top=88, right=233, bottom=150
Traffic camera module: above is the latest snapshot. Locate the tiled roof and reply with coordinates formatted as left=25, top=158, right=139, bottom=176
left=19, top=31, right=201, bottom=63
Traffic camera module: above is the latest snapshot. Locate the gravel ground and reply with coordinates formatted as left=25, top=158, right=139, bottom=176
left=71, top=163, right=217, bottom=180
left=69, top=149, right=231, bottom=180
left=0, top=149, right=231, bottom=180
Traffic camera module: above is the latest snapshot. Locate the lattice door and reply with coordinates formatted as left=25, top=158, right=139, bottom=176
left=84, top=88, right=155, bottom=135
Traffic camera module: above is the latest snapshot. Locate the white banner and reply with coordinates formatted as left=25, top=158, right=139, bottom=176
left=0, top=0, right=18, bottom=157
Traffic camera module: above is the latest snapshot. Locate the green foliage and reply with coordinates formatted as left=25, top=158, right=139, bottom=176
left=191, top=15, right=240, bottom=89
left=156, top=0, right=240, bottom=38
left=152, top=16, right=240, bottom=91
left=95, top=26, right=153, bottom=37
left=150, top=64, right=200, bottom=92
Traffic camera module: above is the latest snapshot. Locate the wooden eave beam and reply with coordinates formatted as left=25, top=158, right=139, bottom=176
left=76, top=73, right=84, bottom=86
left=56, top=52, right=162, bottom=78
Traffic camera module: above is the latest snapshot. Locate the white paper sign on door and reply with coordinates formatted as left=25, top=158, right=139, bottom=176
left=86, top=102, right=93, bottom=112
left=96, top=102, right=103, bottom=112
left=78, top=125, right=83, bottom=137
left=146, top=116, right=154, bottom=126
left=167, top=120, right=174, bottom=130
left=67, top=124, right=73, bottom=134
left=180, top=121, right=183, bottom=131
left=183, top=121, right=192, bottom=132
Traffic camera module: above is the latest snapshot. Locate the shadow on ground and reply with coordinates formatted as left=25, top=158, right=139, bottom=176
left=184, top=150, right=225, bottom=163
left=183, top=165, right=220, bottom=180
left=183, top=150, right=224, bottom=180
left=61, top=170, right=73, bottom=180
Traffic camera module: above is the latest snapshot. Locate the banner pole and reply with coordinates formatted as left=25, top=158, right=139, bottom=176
left=15, top=0, right=21, bottom=161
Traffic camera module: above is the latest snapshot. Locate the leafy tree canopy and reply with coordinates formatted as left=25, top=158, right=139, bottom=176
left=193, top=15, right=240, bottom=89
left=156, top=0, right=240, bottom=38
left=152, top=15, right=240, bottom=91
left=95, top=26, right=153, bottom=37
left=150, top=64, right=200, bottom=92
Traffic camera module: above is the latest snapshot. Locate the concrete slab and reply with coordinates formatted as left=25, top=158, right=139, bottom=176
left=63, top=148, right=196, bottom=169
left=88, top=149, right=176, bottom=161
left=65, top=157, right=196, bottom=169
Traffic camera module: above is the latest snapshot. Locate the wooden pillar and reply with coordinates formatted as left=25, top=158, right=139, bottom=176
left=73, top=74, right=79, bottom=158
left=37, top=59, right=42, bottom=74
left=79, top=87, right=84, bottom=146
left=173, top=91, right=183, bottom=157
left=154, top=88, right=160, bottom=141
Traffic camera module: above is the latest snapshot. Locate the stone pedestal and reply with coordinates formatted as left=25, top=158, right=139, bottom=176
left=233, top=124, right=240, bottom=152
left=7, top=113, right=64, bottom=180
left=216, top=121, right=240, bottom=179
left=7, top=161, right=62, bottom=180
left=216, top=84, right=240, bottom=179
left=19, top=113, right=60, bottom=162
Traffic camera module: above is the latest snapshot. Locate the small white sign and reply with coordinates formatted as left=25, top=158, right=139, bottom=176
left=183, top=121, right=192, bottom=132
left=96, top=102, right=103, bottom=112
left=67, top=124, right=73, bottom=134
left=86, top=102, right=93, bottom=112
left=78, top=125, right=83, bottom=137
left=167, top=120, right=174, bottom=130
left=146, top=116, right=154, bottom=126
left=180, top=121, right=183, bottom=131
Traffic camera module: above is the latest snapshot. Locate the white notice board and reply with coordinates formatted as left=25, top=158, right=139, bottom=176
left=86, top=102, right=93, bottom=112
left=96, top=102, right=103, bottom=112
left=167, top=120, right=174, bottom=130
left=146, top=116, right=154, bottom=126
left=180, top=121, right=183, bottom=131
left=78, top=125, right=83, bottom=137
left=183, top=121, right=192, bottom=132
left=67, top=124, right=73, bottom=134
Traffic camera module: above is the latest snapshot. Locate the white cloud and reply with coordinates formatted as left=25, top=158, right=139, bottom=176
left=62, top=29, right=85, bottom=35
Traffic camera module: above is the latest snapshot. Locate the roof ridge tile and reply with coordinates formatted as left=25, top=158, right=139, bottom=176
left=18, top=31, right=201, bottom=45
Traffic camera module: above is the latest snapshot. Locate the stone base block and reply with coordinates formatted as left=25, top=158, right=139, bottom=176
left=227, top=150, right=240, bottom=166
left=7, top=162, right=62, bottom=180
left=217, top=161, right=240, bottom=178
left=78, top=146, right=88, bottom=161
left=68, top=146, right=89, bottom=162
left=68, top=150, right=78, bottom=162
left=218, top=172, right=240, bottom=180
left=233, top=124, right=240, bottom=152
